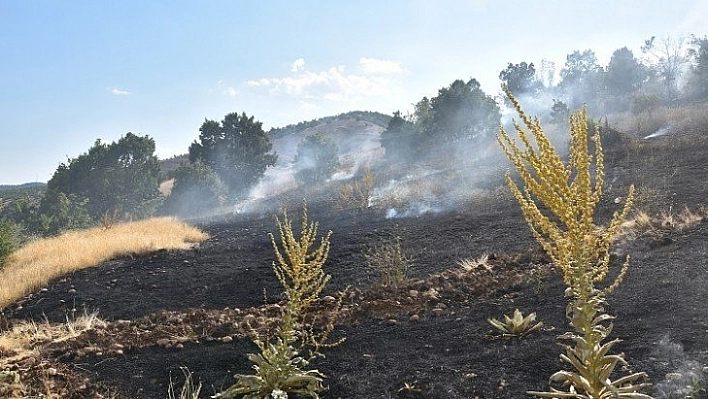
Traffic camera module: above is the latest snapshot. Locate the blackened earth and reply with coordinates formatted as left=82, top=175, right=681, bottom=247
left=3, top=132, right=708, bottom=398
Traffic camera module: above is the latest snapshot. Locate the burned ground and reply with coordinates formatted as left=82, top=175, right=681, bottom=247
left=2, top=131, right=707, bottom=398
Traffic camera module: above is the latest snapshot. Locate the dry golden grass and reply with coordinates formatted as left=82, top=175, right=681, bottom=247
left=457, top=254, right=492, bottom=272
left=0, top=217, right=208, bottom=309
left=0, top=311, right=108, bottom=398
left=620, top=206, right=706, bottom=239
left=159, top=178, right=176, bottom=196
left=609, top=101, right=708, bottom=138
left=0, top=311, right=105, bottom=365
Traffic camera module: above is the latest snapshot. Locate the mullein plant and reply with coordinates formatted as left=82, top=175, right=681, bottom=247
left=497, top=87, right=652, bottom=398
left=214, top=203, right=343, bottom=399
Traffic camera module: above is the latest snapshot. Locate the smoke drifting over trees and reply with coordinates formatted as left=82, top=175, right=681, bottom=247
left=4, top=33, right=708, bottom=230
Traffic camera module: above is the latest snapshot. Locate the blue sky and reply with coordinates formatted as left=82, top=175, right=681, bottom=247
left=1, top=0, right=705, bottom=184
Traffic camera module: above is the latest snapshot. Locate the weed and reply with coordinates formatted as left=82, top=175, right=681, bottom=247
left=687, top=375, right=708, bottom=399
left=487, top=309, right=543, bottom=338
left=365, top=235, right=411, bottom=288
left=620, top=206, right=705, bottom=240
left=498, top=87, right=650, bottom=398
left=457, top=254, right=491, bottom=272
left=168, top=367, right=203, bottom=399
left=338, top=167, right=375, bottom=212
left=215, top=202, right=343, bottom=399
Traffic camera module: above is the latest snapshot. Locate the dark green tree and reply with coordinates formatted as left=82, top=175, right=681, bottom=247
left=604, top=47, right=647, bottom=112
left=499, top=62, right=541, bottom=96
left=46, top=133, right=161, bottom=221
left=684, top=35, right=708, bottom=101
left=0, top=219, right=18, bottom=267
left=380, top=111, right=418, bottom=161
left=427, top=78, right=500, bottom=143
left=189, top=112, right=277, bottom=197
left=550, top=99, right=570, bottom=125
left=162, top=160, right=227, bottom=218
left=293, top=132, right=340, bottom=185
left=39, top=191, right=94, bottom=234
left=559, top=49, right=603, bottom=109
left=605, top=47, right=646, bottom=96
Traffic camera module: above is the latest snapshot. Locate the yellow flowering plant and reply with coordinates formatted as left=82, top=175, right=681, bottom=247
left=497, top=87, right=651, bottom=398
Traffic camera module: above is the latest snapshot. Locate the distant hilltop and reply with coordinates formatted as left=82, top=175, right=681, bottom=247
left=0, top=182, right=47, bottom=192
left=159, top=110, right=392, bottom=176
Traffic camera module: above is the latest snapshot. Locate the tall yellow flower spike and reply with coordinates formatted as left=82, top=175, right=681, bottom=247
left=497, top=88, right=650, bottom=398
left=497, top=87, right=634, bottom=297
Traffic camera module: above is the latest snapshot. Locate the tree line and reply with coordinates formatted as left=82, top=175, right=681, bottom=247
left=381, top=34, right=708, bottom=161
left=1, top=34, right=707, bottom=240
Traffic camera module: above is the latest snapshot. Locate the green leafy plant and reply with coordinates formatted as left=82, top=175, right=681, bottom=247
left=215, top=338, right=324, bottom=399
left=214, top=202, right=342, bottom=399
left=497, top=87, right=651, bottom=398
left=487, top=308, right=543, bottom=338
left=0, top=220, right=17, bottom=267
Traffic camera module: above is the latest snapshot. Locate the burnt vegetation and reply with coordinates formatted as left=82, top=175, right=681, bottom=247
left=1, top=35, right=708, bottom=398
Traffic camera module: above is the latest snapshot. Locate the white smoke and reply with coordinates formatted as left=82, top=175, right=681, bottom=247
left=652, top=335, right=706, bottom=399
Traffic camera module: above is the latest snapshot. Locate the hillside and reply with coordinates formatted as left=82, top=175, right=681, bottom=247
left=2, top=112, right=707, bottom=398
left=158, top=111, right=390, bottom=203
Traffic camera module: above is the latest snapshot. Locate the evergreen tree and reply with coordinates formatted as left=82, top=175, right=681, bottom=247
left=189, top=112, right=277, bottom=197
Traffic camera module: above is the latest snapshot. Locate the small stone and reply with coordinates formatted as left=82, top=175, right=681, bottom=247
left=431, top=308, right=445, bottom=317
left=323, top=295, right=336, bottom=304
left=409, top=314, right=420, bottom=323
left=408, top=290, right=419, bottom=298
left=221, top=336, right=234, bottom=343
left=114, top=349, right=124, bottom=355
left=386, top=318, right=397, bottom=326
left=436, top=302, right=447, bottom=309
left=175, top=343, right=184, bottom=350
left=47, top=367, right=58, bottom=376
left=68, top=289, right=77, bottom=294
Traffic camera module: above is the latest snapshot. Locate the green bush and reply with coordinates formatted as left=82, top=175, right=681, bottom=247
left=0, top=219, right=18, bottom=267
left=294, top=132, right=340, bottom=185
left=162, top=160, right=227, bottom=218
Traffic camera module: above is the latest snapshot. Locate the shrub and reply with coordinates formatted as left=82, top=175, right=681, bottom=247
left=0, top=220, right=18, bottom=267
left=497, top=87, right=650, bottom=398
left=337, top=167, right=375, bottom=212
left=365, top=235, right=411, bottom=288
left=294, top=132, right=340, bottom=186
left=215, top=203, right=343, bottom=399
left=162, top=160, right=227, bottom=218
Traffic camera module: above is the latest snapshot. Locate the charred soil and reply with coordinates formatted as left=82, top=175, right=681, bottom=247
left=2, top=131, right=708, bottom=398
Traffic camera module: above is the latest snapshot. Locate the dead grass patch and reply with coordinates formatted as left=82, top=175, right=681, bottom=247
left=0, top=217, right=208, bottom=309
left=620, top=206, right=706, bottom=240
left=609, top=101, right=708, bottom=138
left=0, top=311, right=105, bottom=365
left=0, top=311, right=108, bottom=398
